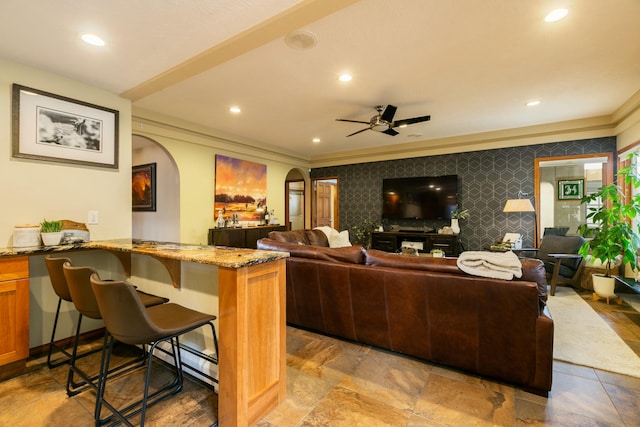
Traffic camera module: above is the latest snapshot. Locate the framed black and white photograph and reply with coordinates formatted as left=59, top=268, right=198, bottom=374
left=557, top=178, right=584, bottom=200
left=12, top=84, right=119, bottom=169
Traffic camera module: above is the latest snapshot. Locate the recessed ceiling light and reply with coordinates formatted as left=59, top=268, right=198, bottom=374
left=80, top=33, right=106, bottom=46
left=312, top=138, right=320, bottom=143
left=527, top=100, right=541, bottom=107
left=339, top=73, right=352, bottom=82
left=545, top=8, right=568, bottom=22
left=229, top=106, right=241, bottom=113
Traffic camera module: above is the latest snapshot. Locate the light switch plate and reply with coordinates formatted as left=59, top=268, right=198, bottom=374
left=88, top=210, right=99, bottom=225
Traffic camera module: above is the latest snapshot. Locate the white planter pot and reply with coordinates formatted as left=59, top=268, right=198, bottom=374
left=592, top=273, right=618, bottom=303
left=41, top=232, right=62, bottom=246
left=450, top=218, right=460, bottom=235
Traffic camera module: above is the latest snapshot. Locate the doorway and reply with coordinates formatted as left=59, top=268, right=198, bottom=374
left=312, top=178, right=339, bottom=229
left=132, top=135, right=180, bottom=242
left=534, top=152, right=613, bottom=246
left=285, top=169, right=307, bottom=231
left=286, top=180, right=305, bottom=230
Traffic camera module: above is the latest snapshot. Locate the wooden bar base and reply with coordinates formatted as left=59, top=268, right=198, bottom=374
left=218, top=259, right=286, bottom=427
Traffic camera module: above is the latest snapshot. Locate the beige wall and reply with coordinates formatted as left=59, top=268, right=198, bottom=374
left=130, top=114, right=311, bottom=244
left=0, top=59, right=132, bottom=245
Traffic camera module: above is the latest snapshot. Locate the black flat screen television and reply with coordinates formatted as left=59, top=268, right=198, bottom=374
left=382, top=175, right=458, bottom=220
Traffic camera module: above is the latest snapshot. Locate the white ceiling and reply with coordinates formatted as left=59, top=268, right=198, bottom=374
left=1, top=0, right=639, bottom=164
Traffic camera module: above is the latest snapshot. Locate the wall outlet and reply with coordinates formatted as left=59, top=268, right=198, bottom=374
left=88, top=210, right=99, bottom=225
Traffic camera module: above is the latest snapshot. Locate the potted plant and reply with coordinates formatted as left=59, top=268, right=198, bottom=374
left=349, top=219, right=378, bottom=248
left=577, top=152, right=640, bottom=302
left=40, top=219, right=63, bottom=246
left=450, top=208, right=469, bottom=235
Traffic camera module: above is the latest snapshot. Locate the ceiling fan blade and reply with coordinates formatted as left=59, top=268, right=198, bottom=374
left=383, top=128, right=399, bottom=136
left=336, top=118, right=370, bottom=124
left=380, top=105, right=397, bottom=122
left=346, top=127, right=370, bottom=137
left=392, top=115, right=431, bottom=128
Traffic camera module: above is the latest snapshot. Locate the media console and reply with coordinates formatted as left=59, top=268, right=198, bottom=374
left=371, top=231, right=460, bottom=256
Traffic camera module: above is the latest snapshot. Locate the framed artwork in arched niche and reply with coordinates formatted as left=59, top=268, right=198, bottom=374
left=132, top=162, right=156, bottom=211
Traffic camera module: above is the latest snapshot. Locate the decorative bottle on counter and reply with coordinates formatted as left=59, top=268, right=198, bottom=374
left=264, top=206, right=270, bottom=225
left=217, top=210, right=225, bottom=228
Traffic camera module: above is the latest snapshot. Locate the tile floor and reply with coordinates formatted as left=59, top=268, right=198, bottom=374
left=1, top=287, right=639, bottom=427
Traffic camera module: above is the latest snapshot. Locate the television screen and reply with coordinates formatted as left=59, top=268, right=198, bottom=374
left=382, top=175, right=458, bottom=220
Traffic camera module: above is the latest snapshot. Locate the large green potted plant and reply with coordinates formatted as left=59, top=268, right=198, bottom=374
left=577, top=153, right=640, bottom=301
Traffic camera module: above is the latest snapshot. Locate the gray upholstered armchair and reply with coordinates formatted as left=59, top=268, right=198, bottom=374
left=531, top=235, right=586, bottom=296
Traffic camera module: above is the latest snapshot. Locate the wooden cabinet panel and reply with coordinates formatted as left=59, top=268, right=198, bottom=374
left=0, top=257, right=29, bottom=367
left=218, top=259, right=286, bottom=426
left=208, top=226, right=286, bottom=249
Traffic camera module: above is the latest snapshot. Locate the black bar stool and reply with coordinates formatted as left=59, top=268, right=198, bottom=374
left=44, top=256, right=101, bottom=368
left=90, top=274, right=218, bottom=427
left=62, top=262, right=169, bottom=399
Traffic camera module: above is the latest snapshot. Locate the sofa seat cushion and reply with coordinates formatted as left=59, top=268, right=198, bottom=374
left=257, top=238, right=364, bottom=264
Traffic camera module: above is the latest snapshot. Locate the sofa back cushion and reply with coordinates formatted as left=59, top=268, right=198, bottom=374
left=365, top=249, right=548, bottom=307
left=257, top=238, right=364, bottom=264
left=267, top=229, right=329, bottom=247
left=364, top=249, right=464, bottom=275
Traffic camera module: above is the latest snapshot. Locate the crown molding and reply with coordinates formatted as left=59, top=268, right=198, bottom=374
left=309, top=116, right=616, bottom=168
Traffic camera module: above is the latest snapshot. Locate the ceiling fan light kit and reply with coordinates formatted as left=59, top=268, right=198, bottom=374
left=336, top=105, right=431, bottom=137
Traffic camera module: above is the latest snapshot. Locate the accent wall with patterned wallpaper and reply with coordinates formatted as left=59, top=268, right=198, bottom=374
left=311, top=137, right=617, bottom=251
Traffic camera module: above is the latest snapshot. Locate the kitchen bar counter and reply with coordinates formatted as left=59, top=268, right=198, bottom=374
left=1, top=238, right=288, bottom=268
left=0, top=239, right=288, bottom=427
left=1, top=239, right=288, bottom=288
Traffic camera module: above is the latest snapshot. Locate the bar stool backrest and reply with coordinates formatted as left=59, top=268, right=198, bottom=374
left=90, top=274, right=168, bottom=345
left=63, top=263, right=103, bottom=320
left=44, top=256, right=73, bottom=302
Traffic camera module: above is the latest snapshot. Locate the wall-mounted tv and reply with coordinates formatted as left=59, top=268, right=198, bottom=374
left=382, top=175, right=458, bottom=220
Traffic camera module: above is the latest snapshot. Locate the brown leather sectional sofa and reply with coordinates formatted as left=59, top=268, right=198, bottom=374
left=257, top=229, right=553, bottom=396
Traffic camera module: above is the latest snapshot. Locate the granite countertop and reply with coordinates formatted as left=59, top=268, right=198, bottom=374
left=0, top=238, right=288, bottom=269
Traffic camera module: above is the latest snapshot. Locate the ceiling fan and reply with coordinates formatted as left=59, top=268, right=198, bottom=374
left=336, top=105, right=431, bottom=137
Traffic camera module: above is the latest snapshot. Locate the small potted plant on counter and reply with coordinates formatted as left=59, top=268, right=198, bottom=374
left=40, top=219, right=63, bottom=246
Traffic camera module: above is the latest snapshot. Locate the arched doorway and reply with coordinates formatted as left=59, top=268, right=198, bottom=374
left=285, top=169, right=306, bottom=230
left=132, top=135, right=180, bottom=241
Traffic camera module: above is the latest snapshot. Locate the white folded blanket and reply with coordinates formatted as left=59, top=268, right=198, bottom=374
left=456, top=251, right=523, bottom=280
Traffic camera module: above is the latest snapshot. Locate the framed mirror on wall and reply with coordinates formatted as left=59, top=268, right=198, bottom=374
left=534, top=152, right=614, bottom=247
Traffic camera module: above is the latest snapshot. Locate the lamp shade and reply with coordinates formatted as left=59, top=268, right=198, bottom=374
left=503, top=198, right=535, bottom=213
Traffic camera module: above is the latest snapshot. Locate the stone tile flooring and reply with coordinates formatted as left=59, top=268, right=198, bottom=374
left=1, top=287, right=639, bottom=426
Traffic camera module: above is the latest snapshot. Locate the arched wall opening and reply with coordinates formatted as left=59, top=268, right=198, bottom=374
left=132, top=135, right=180, bottom=241
left=285, top=168, right=307, bottom=230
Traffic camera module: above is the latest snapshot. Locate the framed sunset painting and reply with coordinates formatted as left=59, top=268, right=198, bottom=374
left=214, top=155, right=266, bottom=221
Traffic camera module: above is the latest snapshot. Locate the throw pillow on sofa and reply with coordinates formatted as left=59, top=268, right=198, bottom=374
left=313, top=226, right=352, bottom=248
left=330, top=230, right=351, bottom=248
